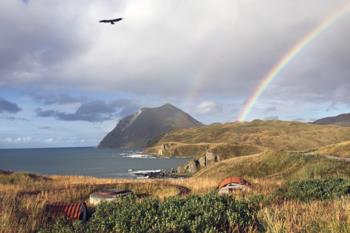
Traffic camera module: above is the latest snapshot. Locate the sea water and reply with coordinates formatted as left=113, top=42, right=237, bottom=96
left=0, top=147, right=190, bottom=178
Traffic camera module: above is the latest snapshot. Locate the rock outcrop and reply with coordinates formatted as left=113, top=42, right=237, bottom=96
left=177, top=150, right=222, bottom=174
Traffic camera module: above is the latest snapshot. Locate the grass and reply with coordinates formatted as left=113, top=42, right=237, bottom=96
left=1, top=171, right=350, bottom=233
left=260, top=197, right=350, bottom=233
left=0, top=173, right=188, bottom=233
left=194, top=150, right=350, bottom=181
left=147, top=120, right=350, bottom=153
left=273, top=178, right=350, bottom=202
left=311, top=140, right=350, bottom=158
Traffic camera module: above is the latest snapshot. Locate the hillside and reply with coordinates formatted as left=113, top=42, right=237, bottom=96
left=194, top=150, right=350, bottom=180
left=147, top=120, right=350, bottom=154
left=98, top=104, right=202, bottom=148
left=310, top=140, right=350, bottom=158
left=145, top=120, right=350, bottom=174
left=314, top=113, right=350, bottom=126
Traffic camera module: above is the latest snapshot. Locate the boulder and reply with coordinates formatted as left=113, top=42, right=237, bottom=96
left=198, top=156, right=206, bottom=167
left=187, top=160, right=200, bottom=173
left=205, top=151, right=217, bottom=166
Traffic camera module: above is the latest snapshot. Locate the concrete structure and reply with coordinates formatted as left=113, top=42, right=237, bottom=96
left=89, top=189, right=133, bottom=205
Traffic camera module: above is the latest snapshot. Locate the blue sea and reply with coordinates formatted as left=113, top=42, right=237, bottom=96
left=0, top=147, right=190, bottom=178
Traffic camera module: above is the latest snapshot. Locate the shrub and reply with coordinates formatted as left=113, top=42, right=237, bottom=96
left=41, top=194, right=261, bottom=233
left=273, top=178, right=350, bottom=202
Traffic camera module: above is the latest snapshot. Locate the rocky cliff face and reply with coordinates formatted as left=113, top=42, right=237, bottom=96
left=145, top=142, right=262, bottom=174
left=98, top=104, right=203, bottom=148
left=177, top=151, right=222, bottom=174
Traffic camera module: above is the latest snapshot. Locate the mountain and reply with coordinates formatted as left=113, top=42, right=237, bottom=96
left=314, top=113, right=350, bottom=126
left=98, top=104, right=203, bottom=148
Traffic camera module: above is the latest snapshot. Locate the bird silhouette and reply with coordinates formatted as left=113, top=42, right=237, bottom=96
left=99, top=18, right=123, bottom=25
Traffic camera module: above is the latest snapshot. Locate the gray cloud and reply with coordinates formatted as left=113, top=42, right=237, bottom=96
left=195, top=101, right=223, bottom=115
left=0, top=0, right=349, bottom=113
left=263, top=107, right=277, bottom=114
left=0, top=97, right=21, bottom=113
left=36, top=99, right=140, bottom=122
left=31, top=93, right=84, bottom=105
left=39, top=126, right=51, bottom=130
left=264, top=116, right=279, bottom=120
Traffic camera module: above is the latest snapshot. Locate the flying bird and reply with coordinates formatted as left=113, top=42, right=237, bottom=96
left=99, top=18, right=123, bottom=25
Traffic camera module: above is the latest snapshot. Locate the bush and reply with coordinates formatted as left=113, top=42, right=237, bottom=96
left=273, top=178, right=350, bottom=202
left=41, top=194, right=261, bottom=233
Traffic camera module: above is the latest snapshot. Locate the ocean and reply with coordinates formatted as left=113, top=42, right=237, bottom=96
left=0, top=147, right=190, bottom=178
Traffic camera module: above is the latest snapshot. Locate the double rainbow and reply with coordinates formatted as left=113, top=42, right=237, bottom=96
left=237, top=2, right=350, bottom=122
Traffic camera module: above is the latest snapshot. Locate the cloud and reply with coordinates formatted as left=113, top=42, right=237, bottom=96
left=31, top=93, right=84, bottom=105
left=195, top=101, right=222, bottom=115
left=44, top=138, right=53, bottom=143
left=264, top=116, right=279, bottom=120
left=263, top=106, right=277, bottom=114
left=1, top=136, right=32, bottom=143
left=0, top=0, right=350, bottom=122
left=0, top=0, right=348, bottom=100
left=36, top=99, right=140, bottom=122
left=0, top=97, right=21, bottom=113
left=38, top=126, right=51, bottom=130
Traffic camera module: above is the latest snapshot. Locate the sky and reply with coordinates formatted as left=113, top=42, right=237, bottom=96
left=0, top=0, right=350, bottom=148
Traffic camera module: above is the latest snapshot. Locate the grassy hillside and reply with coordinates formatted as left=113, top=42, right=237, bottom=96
left=148, top=120, right=350, bottom=152
left=145, top=142, right=262, bottom=159
left=194, top=150, right=350, bottom=181
left=311, top=140, right=350, bottom=158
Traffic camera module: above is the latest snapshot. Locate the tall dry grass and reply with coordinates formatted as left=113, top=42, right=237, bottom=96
left=260, top=197, right=350, bottom=233
left=0, top=173, right=187, bottom=233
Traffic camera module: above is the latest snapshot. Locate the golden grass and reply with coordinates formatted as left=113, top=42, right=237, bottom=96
left=1, top=171, right=350, bottom=233
left=148, top=120, right=350, bottom=152
left=313, top=140, right=350, bottom=158
left=260, top=197, right=350, bottom=233
left=0, top=173, right=189, bottom=233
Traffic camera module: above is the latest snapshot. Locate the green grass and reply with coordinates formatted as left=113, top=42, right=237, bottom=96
left=194, top=151, right=350, bottom=181
left=273, top=178, right=350, bottom=202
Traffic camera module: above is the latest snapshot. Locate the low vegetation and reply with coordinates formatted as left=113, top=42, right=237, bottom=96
left=40, top=194, right=261, bottom=233
left=311, top=140, right=350, bottom=158
left=194, top=150, right=350, bottom=181
left=147, top=120, right=350, bottom=152
left=273, top=178, right=350, bottom=202
left=1, top=170, right=350, bottom=233
left=0, top=173, right=184, bottom=233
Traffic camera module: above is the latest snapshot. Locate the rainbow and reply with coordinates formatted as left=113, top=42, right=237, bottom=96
left=237, top=2, right=350, bottom=122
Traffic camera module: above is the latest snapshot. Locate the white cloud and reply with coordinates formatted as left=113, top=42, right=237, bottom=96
left=195, top=101, right=222, bottom=115
left=1, top=136, right=32, bottom=143
left=44, top=138, right=53, bottom=143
